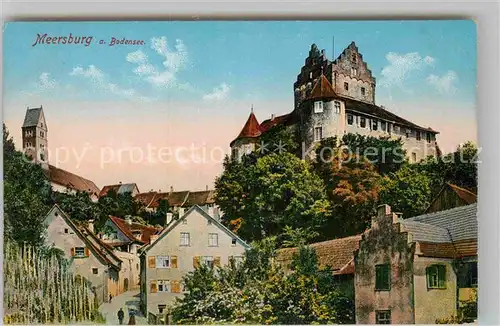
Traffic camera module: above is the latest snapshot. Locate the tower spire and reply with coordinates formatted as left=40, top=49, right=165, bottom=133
left=251, top=104, right=253, bottom=113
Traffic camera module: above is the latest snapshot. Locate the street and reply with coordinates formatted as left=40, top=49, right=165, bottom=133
left=99, top=290, right=148, bottom=325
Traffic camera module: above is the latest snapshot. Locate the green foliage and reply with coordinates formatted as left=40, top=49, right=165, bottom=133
left=258, top=124, right=300, bottom=157
left=280, top=226, right=319, bottom=248
left=169, top=242, right=354, bottom=324
left=215, top=153, right=329, bottom=243
left=341, top=133, right=407, bottom=175
left=3, top=125, right=52, bottom=247
left=379, top=165, right=432, bottom=218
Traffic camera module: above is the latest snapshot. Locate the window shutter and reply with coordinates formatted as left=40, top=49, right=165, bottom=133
left=85, top=248, right=90, bottom=257
left=214, top=256, right=221, bottom=267
left=439, top=265, right=446, bottom=288
left=171, top=281, right=180, bottom=293
left=426, top=267, right=431, bottom=288
left=193, top=256, right=200, bottom=268
left=148, top=256, right=156, bottom=269
left=171, top=256, right=178, bottom=268
left=70, top=248, right=75, bottom=257
left=150, top=281, right=158, bottom=293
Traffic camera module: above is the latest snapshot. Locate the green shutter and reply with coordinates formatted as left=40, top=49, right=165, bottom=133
left=376, top=264, right=390, bottom=290
left=438, top=265, right=446, bottom=288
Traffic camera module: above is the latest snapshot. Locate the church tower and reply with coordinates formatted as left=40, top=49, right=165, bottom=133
left=22, top=106, right=48, bottom=169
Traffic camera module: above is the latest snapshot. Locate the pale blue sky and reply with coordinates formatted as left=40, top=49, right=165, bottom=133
left=2, top=20, right=477, bottom=190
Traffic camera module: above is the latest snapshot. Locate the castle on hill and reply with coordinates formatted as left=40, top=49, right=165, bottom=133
left=230, top=42, right=440, bottom=162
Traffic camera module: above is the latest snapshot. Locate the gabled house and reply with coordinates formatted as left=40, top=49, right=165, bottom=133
left=355, top=203, right=478, bottom=324
left=43, top=204, right=122, bottom=304
left=99, top=182, right=140, bottom=198
left=425, top=183, right=477, bottom=214
left=138, top=205, right=250, bottom=316
left=100, top=215, right=163, bottom=292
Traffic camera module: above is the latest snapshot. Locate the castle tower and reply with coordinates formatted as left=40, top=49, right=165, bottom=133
left=230, top=108, right=261, bottom=160
left=297, top=72, right=345, bottom=158
left=330, top=41, right=376, bottom=104
left=22, top=106, right=48, bottom=169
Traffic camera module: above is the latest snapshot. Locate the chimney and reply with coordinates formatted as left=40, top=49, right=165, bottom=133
left=178, top=207, right=185, bottom=218
left=125, top=215, right=132, bottom=225
left=170, top=186, right=174, bottom=194
left=372, top=204, right=391, bottom=228
left=271, top=114, right=275, bottom=120
left=206, top=185, right=208, bottom=191
left=87, top=219, right=95, bottom=233
left=394, top=212, right=403, bottom=222
left=166, top=213, right=173, bottom=225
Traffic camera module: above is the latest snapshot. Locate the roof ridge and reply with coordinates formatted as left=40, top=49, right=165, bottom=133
left=409, top=202, right=477, bottom=221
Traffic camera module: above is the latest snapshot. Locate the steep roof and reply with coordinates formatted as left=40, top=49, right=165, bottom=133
left=46, top=205, right=121, bottom=270
left=22, top=107, right=43, bottom=128
left=140, top=205, right=250, bottom=254
left=406, top=203, right=478, bottom=243
left=108, top=216, right=162, bottom=245
left=185, top=190, right=216, bottom=206
left=307, top=74, right=337, bottom=100
left=276, top=234, right=362, bottom=274
left=230, top=111, right=262, bottom=146
left=47, top=165, right=100, bottom=196
left=344, top=98, right=439, bottom=133
left=99, top=183, right=139, bottom=197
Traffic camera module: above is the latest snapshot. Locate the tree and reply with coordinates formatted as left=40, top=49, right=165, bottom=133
left=4, top=126, right=52, bottom=246
left=379, top=165, right=432, bottom=218
left=342, top=133, right=407, bottom=175
left=215, top=153, right=330, bottom=243
left=258, top=124, right=300, bottom=157
left=169, top=242, right=354, bottom=324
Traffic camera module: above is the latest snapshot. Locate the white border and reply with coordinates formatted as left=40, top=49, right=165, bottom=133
left=1, top=1, right=499, bottom=324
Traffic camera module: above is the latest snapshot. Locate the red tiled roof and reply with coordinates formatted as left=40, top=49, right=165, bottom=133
left=308, top=74, right=337, bottom=100
left=259, top=113, right=294, bottom=133
left=99, top=185, right=121, bottom=197
left=109, top=216, right=161, bottom=244
left=230, top=112, right=262, bottom=146
left=135, top=191, right=158, bottom=207
left=447, top=183, right=477, bottom=205
left=417, top=239, right=477, bottom=259
left=276, top=234, right=362, bottom=272
left=47, top=165, right=100, bottom=196
left=185, top=190, right=216, bottom=206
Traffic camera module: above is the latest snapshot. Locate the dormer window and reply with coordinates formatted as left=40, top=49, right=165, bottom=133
left=334, top=101, right=341, bottom=114
left=314, top=101, right=324, bottom=113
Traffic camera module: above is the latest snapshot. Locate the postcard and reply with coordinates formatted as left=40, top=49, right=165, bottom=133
left=3, top=20, right=477, bottom=325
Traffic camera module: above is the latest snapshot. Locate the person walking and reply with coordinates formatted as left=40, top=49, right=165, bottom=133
left=117, top=308, right=125, bottom=325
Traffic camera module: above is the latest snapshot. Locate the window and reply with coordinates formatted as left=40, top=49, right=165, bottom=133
left=375, top=264, right=390, bottom=291
left=64, top=228, right=69, bottom=234
left=314, top=101, right=324, bottom=113
left=25, top=142, right=32, bottom=148
left=427, top=264, right=446, bottom=289
left=334, top=101, right=341, bottom=114
left=314, top=127, right=323, bottom=142
left=92, top=268, right=98, bottom=275
left=158, top=280, right=171, bottom=292
left=201, top=256, right=214, bottom=269
left=180, top=232, right=190, bottom=246
left=376, top=310, right=391, bottom=324
left=360, top=117, right=366, bottom=128
left=74, top=247, right=85, bottom=258
left=351, top=53, right=357, bottom=63
left=416, top=131, right=421, bottom=141
left=156, top=256, right=171, bottom=268
left=309, top=71, right=313, bottom=79
left=41, top=123, right=44, bottom=128
left=40, top=131, right=44, bottom=138
left=361, top=87, right=366, bottom=96
left=231, top=238, right=237, bottom=246
left=347, top=114, right=354, bottom=125
left=406, top=129, right=411, bottom=138
left=351, top=67, right=357, bottom=76
left=158, top=304, right=167, bottom=314
left=412, top=153, right=417, bottom=163
left=182, top=218, right=187, bottom=224
left=372, top=120, right=378, bottom=131
left=426, top=132, right=432, bottom=143
left=394, top=125, right=400, bottom=133
left=207, top=219, right=212, bottom=225
left=381, top=121, right=386, bottom=131
left=208, top=233, right=219, bottom=247
left=344, top=82, right=349, bottom=91
left=461, top=261, right=478, bottom=288
left=25, top=130, right=33, bottom=137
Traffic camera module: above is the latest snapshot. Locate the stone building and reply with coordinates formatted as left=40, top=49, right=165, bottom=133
left=354, top=203, right=477, bottom=324
left=138, top=205, right=250, bottom=316
left=230, top=42, right=440, bottom=162
left=21, top=106, right=101, bottom=201
left=43, top=204, right=122, bottom=304
left=99, top=215, right=163, bottom=294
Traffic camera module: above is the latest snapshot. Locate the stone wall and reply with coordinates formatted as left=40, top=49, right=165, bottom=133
left=354, top=205, right=416, bottom=324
